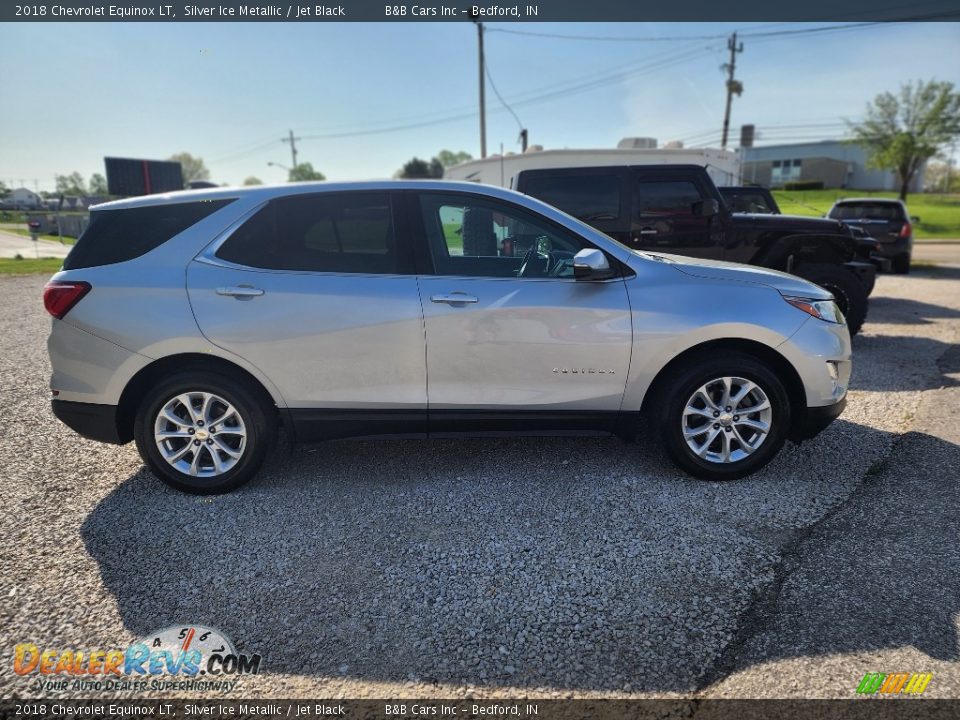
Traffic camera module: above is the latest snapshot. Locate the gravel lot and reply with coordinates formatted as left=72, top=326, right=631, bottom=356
left=1, top=256, right=958, bottom=700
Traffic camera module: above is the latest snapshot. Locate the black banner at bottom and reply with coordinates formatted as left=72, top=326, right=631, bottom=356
left=2, top=699, right=960, bottom=720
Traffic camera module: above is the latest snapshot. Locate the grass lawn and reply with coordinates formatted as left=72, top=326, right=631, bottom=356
left=771, top=190, right=960, bottom=240
left=0, top=226, right=77, bottom=244
left=0, top=257, right=63, bottom=275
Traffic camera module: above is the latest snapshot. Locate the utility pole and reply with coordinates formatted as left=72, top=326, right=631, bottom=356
left=519, top=129, right=528, bottom=152
left=282, top=129, right=300, bottom=170
left=472, top=17, right=487, bottom=158
left=721, top=32, right=744, bottom=149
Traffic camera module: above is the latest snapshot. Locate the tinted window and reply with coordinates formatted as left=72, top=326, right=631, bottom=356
left=635, top=181, right=703, bottom=218
left=420, top=193, right=588, bottom=278
left=520, top=173, right=620, bottom=220
left=829, top=202, right=906, bottom=221
left=722, top=190, right=776, bottom=214
left=217, top=192, right=398, bottom=274
left=63, top=199, right=233, bottom=270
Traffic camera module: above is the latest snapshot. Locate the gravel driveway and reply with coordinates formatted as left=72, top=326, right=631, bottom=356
left=1, top=259, right=958, bottom=700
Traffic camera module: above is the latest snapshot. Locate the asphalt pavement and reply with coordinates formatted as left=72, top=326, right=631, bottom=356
left=0, top=228, right=72, bottom=259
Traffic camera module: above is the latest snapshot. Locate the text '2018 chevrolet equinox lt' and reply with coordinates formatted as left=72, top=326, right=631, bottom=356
left=45, top=181, right=851, bottom=494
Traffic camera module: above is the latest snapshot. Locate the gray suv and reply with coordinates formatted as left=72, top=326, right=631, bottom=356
left=45, top=181, right=851, bottom=493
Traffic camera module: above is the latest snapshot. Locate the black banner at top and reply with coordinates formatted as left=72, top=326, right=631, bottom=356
left=3, top=0, right=960, bottom=22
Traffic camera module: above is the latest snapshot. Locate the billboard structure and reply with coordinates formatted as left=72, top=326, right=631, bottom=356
left=104, top=157, right=184, bottom=197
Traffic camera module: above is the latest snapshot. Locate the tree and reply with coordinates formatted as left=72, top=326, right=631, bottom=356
left=924, top=160, right=959, bottom=193
left=0, top=180, right=8, bottom=199
left=288, top=163, right=326, bottom=181
left=168, top=152, right=210, bottom=186
left=55, top=172, right=88, bottom=196
left=850, top=79, right=960, bottom=200
left=243, top=176, right=264, bottom=186
left=398, top=157, right=442, bottom=179
left=435, top=149, right=473, bottom=168
left=89, top=173, right=108, bottom=195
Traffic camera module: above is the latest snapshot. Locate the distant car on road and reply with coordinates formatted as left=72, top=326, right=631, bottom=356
left=827, top=198, right=914, bottom=274
left=718, top=186, right=781, bottom=215
left=45, top=181, right=851, bottom=493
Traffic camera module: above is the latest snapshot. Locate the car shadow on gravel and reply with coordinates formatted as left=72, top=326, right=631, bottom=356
left=849, top=335, right=959, bottom=392
left=865, top=296, right=960, bottom=325
left=79, top=419, right=960, bottom=693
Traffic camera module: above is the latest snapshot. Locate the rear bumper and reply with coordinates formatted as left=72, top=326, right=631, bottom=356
left=52, top=399, right=125, bottom=444
left=790, top=396, right=847, bottom=442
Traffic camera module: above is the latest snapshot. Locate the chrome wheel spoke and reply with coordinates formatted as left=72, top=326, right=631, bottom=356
left=737, top=400, right=771, bottom=415
left=731, top=425, right=755, bottom=455
left=694, top=427, right=721, bottom=457
left=213, top=436, right=243, bottom=459
left=738, top=418, right=769, bottom=434
left=730, top=381, right=756, bottom=407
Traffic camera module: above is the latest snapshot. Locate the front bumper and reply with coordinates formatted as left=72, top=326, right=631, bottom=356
left=790, top=396, right=847, bottom=441
left=52, top=399, right=125, bottom=444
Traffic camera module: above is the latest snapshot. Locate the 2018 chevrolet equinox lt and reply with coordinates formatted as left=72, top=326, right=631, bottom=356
left=45, top=181, right=851, bottom=493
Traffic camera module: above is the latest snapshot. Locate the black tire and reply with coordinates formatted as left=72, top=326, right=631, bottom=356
left=134, top=370, right=274, bottom=494
left=860, top=270, right=876, bottom=296
left=795, top=263, right=867, bottom=336
left=892, top=254, right=911, bottom=274
left=652, top=353, right=791, bottom=481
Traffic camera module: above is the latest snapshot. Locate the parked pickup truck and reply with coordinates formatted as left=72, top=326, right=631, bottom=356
left=515, top=166, right=882, bottom=334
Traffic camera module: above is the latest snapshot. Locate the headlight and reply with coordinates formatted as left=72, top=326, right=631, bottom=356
left=783, top=296, right=846, bottom=325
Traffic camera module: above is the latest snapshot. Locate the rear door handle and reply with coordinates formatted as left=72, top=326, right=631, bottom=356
left=216, top=285, right=264, bottom=297
left=431, top=293, right=479, bottom=305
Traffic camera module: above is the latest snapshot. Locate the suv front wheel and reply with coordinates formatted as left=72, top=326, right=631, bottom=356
left=134, top=371, right=273, bottom=494
left=654, top=353, right=791, bottom=480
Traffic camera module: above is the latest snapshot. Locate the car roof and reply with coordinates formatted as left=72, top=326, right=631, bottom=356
left=89, top=179, right=528, bottom=211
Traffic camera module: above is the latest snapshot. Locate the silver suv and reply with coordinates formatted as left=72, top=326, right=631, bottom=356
left=45, top=181, right=851, bottom=493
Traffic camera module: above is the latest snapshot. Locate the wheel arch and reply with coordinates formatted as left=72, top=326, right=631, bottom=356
left=638, top=338, right=806, bottom=420
left=116, top=353, right=281, bottom=443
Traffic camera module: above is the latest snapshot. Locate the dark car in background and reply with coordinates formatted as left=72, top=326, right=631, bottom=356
left=515, top=165, right=883, bottom=334
left=827, top=198, right=914, bottom=274
left=719, top=186, right=781, bottom=215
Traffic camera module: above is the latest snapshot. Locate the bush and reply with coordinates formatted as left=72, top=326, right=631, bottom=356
left=783, top=180, right=825, bottom=191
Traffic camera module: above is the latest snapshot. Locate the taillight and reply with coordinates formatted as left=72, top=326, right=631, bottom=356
left=899, top=221, right=911, bottom=239
left=43, top=281, right=91, bottom=319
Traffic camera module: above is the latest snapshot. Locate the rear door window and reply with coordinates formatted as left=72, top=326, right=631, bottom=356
left=520, top=173, right=621, bottom=221
left=216, top=192, right=404, bottom=274
left=63, top=199, right=233, bottom=270
left=635, top=180, right=704, bottom=218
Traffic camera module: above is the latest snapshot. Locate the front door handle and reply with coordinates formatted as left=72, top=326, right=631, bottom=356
left=216, top=285, right=264, bottom=298
left=431, top=293, right=479, bottom=305
left=639, top=228, right=658, bottom=235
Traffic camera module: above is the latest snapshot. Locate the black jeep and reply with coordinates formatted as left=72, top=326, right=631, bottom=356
left=515, top=165, right=883, bottom=334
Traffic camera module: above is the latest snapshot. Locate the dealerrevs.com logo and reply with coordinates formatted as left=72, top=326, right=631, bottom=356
left=14, top=625, right=262, bottom=693
left=856, top=672, right=933, bottom=696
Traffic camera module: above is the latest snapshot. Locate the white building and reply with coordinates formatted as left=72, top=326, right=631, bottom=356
left=2, top=188, right=42, bottom=209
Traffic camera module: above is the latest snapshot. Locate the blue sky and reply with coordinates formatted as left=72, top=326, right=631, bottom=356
left=1, top=21, right=958, bottom=189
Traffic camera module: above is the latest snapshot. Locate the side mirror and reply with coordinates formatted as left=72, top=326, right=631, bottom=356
left=911, top=215, right=920, bottom=223
left=694, top=198, right=720, bottom=217
left=573, top=249, right=612, bottom=280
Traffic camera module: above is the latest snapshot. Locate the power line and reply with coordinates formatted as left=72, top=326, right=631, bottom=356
left=484, top=60, right=524, bottom=132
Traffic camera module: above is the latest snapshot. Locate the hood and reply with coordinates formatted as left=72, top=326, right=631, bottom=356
left=636, top=252, right=834, bottom=300
left=731, top=212, right=846, bottom=234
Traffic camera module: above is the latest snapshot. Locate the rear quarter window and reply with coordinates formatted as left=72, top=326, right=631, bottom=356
left=63, top=199, right=233, bottom=270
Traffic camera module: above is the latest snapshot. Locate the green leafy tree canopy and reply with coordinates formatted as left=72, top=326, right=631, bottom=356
left=850, top=79, right=960, bottom=200
left=243, top=176, right=264, bottom=186
left=89, top=173, right=108, bottom=195
left=168, top=152, right=211, bottom=186
left=55, top=172, right=87, bottom=196
left=288, top=163, right=326, bottom=182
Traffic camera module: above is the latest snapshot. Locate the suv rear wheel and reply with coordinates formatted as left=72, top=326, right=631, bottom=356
left=653, top=353, right=791, bottom=480
left=134, top=371, right=274, bottom=494
left=794, top=263, right=867, bottom=336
